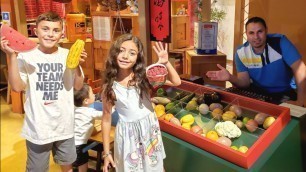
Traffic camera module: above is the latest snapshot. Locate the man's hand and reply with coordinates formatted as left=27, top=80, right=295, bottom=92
left=206, top=64, right=231, bottom=81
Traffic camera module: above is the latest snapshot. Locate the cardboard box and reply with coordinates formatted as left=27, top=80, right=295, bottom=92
left=158, top=81, right=291, bottom=169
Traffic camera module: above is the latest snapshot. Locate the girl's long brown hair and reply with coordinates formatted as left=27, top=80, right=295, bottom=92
left=102, top=34, right=152, bottom=105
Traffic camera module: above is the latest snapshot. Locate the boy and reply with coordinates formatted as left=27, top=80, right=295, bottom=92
left=0, top=11, right=86, bottom=172
left=73, top=83, right=103, bottom=172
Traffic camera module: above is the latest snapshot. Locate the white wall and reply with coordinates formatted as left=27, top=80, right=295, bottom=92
left=214, top=0, right=235, bottom=60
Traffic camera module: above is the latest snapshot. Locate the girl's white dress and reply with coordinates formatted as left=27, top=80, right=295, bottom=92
left=113, top=81, right=166, bottom=172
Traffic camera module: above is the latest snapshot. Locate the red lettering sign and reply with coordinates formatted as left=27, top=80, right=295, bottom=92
left=150, top=0, right=171, bottom=42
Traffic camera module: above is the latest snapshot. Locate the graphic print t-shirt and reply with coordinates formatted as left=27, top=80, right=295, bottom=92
left=18, top=47, right=76, bottom=144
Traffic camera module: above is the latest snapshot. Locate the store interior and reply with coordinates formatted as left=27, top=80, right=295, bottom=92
left=1, top=0, right=306, bottom=171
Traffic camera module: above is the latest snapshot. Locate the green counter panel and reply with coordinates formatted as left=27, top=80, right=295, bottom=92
left=162, top=119, right=303, bottom=172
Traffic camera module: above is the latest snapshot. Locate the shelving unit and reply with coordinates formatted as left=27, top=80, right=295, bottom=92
left=63, top=0, right=192, bottom=76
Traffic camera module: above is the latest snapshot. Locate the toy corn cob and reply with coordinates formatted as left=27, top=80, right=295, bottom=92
left=66, top=39, right=85, bottom=69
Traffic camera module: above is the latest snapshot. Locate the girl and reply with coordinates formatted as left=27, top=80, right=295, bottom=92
left=101, top=34, right=181, bottom=172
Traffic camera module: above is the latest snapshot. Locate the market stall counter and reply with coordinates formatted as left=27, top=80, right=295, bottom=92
left=153, top=81, right=303, bottom=170
left=162, top=118, right=302, bottom=171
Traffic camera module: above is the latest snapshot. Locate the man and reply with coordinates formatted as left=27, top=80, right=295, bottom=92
left=206, top=17, right=306, bottom=106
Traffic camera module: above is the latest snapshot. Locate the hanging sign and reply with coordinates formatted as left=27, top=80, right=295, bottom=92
left=150, top=0, right=171, bottom=43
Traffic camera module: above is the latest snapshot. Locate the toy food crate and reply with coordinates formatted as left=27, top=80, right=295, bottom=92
left=156, top=81, right=290, bottom=169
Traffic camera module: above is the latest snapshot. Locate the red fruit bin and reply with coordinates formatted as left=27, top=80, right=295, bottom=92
left=146, top=63, right=168, bottom=88
left=158, top=81, right=291, bottom=169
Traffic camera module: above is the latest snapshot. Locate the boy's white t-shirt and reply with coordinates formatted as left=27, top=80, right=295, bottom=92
left=18, top=47, right=79, bottom=145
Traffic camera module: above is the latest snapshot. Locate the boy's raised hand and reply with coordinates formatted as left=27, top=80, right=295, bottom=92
left=0, top=37, right=16, bottom=56
left=78, top=49, right=87, bottom=65
left=153, top=42, right=168, bottom=65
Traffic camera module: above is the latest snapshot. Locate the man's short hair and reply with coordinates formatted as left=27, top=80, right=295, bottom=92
left=245, top=17, right=267, bottom=30
left=36, top=11, right=62, bottom=26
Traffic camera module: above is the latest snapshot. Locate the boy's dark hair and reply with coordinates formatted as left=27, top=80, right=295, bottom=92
left=74, top=83, right=90, bottom=107
left=245, top=17, right=267, bottom=30
left=36, top=11, right=62, bottom=26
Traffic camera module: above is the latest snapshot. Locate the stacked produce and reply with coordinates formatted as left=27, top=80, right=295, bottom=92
left=152, top=87, right=277, bottom=154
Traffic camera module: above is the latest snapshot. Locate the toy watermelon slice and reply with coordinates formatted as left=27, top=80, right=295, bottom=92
left=0, top=24, right=37, bottom=52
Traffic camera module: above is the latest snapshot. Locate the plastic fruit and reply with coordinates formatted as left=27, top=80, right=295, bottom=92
left=263, top=116, right=276, bottom=129
left=196, top=95, right=204, bottom=105
left=235, top=120, right=244, bottom=128
left=158, top=114, right=165, bottom=120
left=155, top=110, right=165, bottom=119
left=164, top=113, right=174, bottom=122
left=154, top=104, right=165, bottom=112
left=217, top=136, right=232, bottom=147
left=222, top=111, right=237, bottom=122
left=209, top=103, right=223, bottom=111
left=238, top=146, right=248, bottom=153
left=185, top=100, right=198, bottom=111
left=231, top=146, right=238, bottom=150
left=180, top=114, right=195, bottom=125
left=182, top=123, right=191, bottom=130
left=229, top=105, right=242, bottom=117
left=191, top=125, right=203, bottom=134
left=156, top=88, right=166, bottom=97
left=152, top=97, right=171, bottom=105
left=0, top=24, right=37, bottom=52
left=170, top=117, right=181, bottom=126
left=242, top=117, right=250, bottom=124
left=198, top=103, right=209, bottom=115
left=204, top=92, right=221, bottom=105
left=206, top=130, right=219, bottom=141
left=211, top=108, right=223, bottom=120
left=245, top=119, right=258, bottom=132
left=254, top=113, right=268, bottom=125
left=165, top=102, right=176, bottom=111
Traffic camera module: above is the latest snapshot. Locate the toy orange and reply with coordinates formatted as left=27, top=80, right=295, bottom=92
left=164, top=113, right=174, bottom=121
left=155, top=110, right=165, bottom=120
left=206, top=130, right=219, bottom=141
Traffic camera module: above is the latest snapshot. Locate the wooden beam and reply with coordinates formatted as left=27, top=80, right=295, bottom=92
left=14, top=0, right=27, bottom=36
left=138, top=0, right=152, bottom=65
left=233, top=0, right=245, bottom=75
